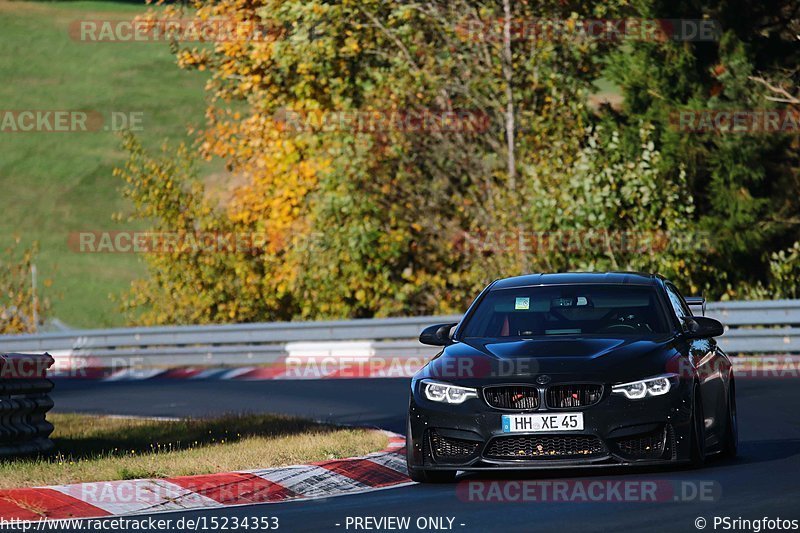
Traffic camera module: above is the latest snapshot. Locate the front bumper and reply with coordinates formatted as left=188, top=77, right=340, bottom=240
left=407, top=380, right=694, bottom=471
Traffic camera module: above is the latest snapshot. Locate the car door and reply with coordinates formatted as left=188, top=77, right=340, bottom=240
left=664, top=283, right=726, bottom=447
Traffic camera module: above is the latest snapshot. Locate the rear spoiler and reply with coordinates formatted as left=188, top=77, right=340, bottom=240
left=685, top=296, right=706, bottom=316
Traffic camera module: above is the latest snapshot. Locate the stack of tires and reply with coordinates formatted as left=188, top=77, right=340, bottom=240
left=0, top=353, right=55, bottom=458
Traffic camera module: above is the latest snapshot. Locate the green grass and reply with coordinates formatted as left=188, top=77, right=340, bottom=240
left=0, top=413, right=389, bottom=489
left=0, top=0, right=209, bottom=328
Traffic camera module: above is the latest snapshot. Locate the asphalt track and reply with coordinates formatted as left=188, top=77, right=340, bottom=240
left=50, top=378, right=800, bottom=533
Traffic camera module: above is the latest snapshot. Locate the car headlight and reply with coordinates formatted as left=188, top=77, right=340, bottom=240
left=422, top=380, right=478, bottom=404
left=611, top=374, right=677, bottom=400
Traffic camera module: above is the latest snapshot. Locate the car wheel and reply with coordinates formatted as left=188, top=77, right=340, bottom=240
left=720, top=376, right=738, bottom=459
left=689, top=386, right=706, bottom=468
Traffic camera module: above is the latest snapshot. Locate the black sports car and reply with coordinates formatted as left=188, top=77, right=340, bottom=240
left=407, top=272, right=737, bottom=483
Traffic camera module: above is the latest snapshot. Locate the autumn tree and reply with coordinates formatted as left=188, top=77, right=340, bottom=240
left=118, top=0, right=796, bottom=324
left=0, top=239, right=49, bottom=334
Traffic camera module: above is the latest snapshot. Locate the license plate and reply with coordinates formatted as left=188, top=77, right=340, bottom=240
left=502, top=413, right=584, bottom=433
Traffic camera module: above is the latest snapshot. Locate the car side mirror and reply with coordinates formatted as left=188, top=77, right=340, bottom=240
left=683, top=316, right=725, bottom=338
left=419, top=323, right=458, bottom=346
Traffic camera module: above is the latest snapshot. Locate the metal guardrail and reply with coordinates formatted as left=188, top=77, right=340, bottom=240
left=704, top=300, right=800, bottom=353
left=0, top=315, right=463, bottom=353
left=705, top=300, right=800, bottom=326
left=0, top=301, right=797, bottom=371
left=0, top=353, right=55, bottom=457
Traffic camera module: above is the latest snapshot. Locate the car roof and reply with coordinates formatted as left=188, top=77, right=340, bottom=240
left=490, top=272, right=661, bottom=290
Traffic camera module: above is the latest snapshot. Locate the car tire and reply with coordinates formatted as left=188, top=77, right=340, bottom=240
left=689, top=385, right=706, bottom=468
left=720, top=376, right=738, bottom=459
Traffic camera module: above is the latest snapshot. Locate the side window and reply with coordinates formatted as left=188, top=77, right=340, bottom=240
left=665, top=284, right=692, bottom=321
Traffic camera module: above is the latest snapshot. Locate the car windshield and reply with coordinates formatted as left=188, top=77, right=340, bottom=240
left=461, top=284, right=670, bottom=338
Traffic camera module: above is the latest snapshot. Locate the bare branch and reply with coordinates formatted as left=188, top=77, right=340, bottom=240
left=749, top=76, right=800, bottom=106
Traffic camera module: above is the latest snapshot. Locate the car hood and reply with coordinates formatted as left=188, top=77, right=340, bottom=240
left=416, top=335, right=681, bottom=386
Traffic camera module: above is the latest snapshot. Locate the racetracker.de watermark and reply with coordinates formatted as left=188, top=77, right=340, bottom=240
left=0, top=110, right=143, bottom=133
left=454, top=229, right=714, bottom=256
left=671, top=109, right=800, bottom=134
left=0, top=357, right=52, bottom=380
left=69, top=18, right=280, bottom=43
left=48, top=353, right=800, bottom=381
left=454, top=18, right=721, bottom=43
left=68, top=231, right=272, bottom=255
left=273, top=109, right=491, bottom=134
left=458, top=479, right=720, bottom=503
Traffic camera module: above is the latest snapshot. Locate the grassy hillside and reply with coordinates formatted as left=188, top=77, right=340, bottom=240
left=0, top=0, right=208, bottom=328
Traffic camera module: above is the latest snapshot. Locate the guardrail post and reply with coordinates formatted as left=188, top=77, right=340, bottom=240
left=0, top=353, right=55, bottom=458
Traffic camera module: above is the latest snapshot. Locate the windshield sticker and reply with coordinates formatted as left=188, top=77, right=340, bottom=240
left=515, top=297, right=530, bottom=310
